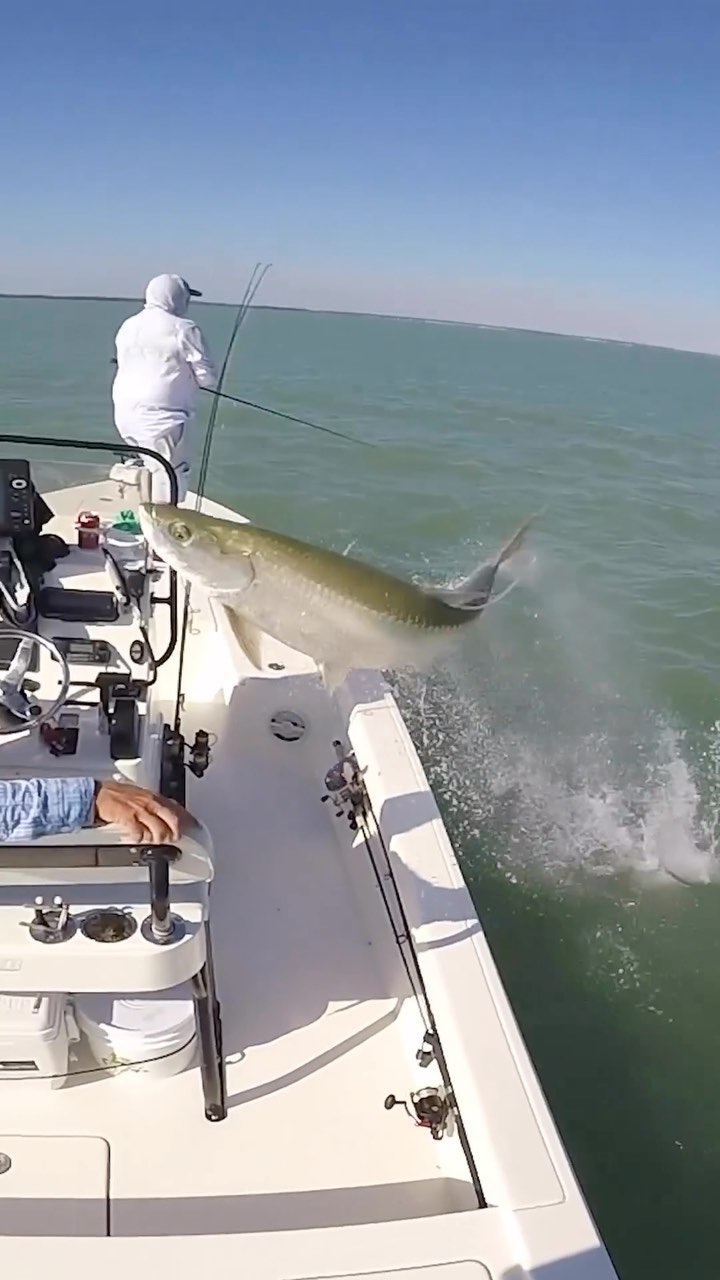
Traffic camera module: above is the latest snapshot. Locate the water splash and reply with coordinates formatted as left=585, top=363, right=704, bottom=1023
left=641, top=726, right=720, bottom=885
left=389, top=674, right=720, bottom=890
left=389, top=550, right=720, bottom=1023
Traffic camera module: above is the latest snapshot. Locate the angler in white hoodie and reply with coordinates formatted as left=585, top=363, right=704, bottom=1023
left=112, top=274, right=217, bottom=501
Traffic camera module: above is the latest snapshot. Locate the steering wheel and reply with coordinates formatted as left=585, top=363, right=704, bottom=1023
left=0, top=629, right=71, bottom=736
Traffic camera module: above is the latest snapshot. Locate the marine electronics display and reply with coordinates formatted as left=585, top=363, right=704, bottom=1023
left=0, top=459, right=37, bottom=536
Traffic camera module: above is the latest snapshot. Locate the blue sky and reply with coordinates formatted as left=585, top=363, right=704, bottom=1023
left=1, top=0, right=718, bottom=350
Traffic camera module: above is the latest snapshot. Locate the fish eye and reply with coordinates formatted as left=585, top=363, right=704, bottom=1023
left=169, top=521, right=192, bottom=544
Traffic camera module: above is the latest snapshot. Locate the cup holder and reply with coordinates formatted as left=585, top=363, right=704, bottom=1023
left=81, top=909, right=137, bottom=943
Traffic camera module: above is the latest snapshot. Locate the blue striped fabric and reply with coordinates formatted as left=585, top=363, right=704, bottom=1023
left=0, top=777, right=94, bottom=842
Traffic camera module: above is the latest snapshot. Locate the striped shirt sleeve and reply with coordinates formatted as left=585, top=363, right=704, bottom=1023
left=0, top=778, right=95, bottom=842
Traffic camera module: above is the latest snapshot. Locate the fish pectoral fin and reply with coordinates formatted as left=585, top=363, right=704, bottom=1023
left=222, top=606, right=264, bottom=670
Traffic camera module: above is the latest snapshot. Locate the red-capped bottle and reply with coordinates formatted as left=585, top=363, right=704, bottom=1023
left=76, top=511, right=101, bottom=550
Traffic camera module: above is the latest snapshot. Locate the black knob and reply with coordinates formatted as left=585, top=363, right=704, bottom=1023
left=32, top=897, right=47, bottom=927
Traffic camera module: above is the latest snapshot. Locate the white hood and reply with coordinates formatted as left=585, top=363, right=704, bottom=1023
left=144, top=274, right=190, bottom=317
left=113, top=274, right=218, bottom=439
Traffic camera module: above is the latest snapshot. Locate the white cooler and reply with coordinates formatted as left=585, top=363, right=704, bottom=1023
left=74, top=986, right=196, bottom=1080
left=0, top=993, right=74, bottom=1089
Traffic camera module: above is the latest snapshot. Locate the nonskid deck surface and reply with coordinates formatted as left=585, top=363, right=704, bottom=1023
left=0, top=480, right=476, bottom=1236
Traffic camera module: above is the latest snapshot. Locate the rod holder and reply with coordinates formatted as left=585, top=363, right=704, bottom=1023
left=149, top=852, right=171, bottom=939
left=137, top=845, right=183, bottom=945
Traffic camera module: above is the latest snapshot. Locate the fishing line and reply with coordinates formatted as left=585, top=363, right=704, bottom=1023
left=199, top=387, right=375, bottom=449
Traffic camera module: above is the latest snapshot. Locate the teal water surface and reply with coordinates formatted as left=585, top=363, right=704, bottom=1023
left=2, top=296, right=720, bottom=1278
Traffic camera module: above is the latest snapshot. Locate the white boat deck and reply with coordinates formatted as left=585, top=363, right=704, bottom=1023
left=0, top=470, right=619, bottom=1278
left=4, top=674, right=474, bottom=1236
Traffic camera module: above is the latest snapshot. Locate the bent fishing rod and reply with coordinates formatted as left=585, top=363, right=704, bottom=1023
left=174, top=262, right=270, bottom=732
left=200, top=386, right=375, bottom=449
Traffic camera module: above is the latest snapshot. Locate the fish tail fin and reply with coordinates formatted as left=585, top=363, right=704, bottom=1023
left=492, top=513, right=537, bottom=572
left=319, top=661, right=349, bottom=693
left=449, top=512, right=538, bottom=610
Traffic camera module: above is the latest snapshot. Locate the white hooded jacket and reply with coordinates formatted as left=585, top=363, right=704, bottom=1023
left=112, top=274, right=217, bottom=442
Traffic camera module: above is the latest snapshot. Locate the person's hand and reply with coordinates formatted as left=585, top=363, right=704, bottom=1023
left=93, top=779, right=185, bottom=843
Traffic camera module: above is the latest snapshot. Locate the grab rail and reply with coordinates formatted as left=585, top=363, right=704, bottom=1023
left=0, top=433, right=179, bottom=668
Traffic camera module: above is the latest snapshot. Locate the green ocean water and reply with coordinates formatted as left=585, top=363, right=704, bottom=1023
left=2, top=295, right=720, bottom=1277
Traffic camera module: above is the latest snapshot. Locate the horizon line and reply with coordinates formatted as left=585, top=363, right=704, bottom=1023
left=0, top=292, right=716, bottom=360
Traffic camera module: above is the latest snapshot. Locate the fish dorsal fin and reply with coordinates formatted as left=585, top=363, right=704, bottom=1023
left=222, top=605, right=264, bottom=670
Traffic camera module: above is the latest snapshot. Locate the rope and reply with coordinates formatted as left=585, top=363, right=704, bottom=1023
left=0, top=1033, right=198, bottom=1082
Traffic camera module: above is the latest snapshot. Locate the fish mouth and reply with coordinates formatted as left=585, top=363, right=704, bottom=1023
left=138, top=507, right=256, bottom=597
left=138, top=504, right=185, bottom=569
left=138, top=502, right=177, bottom=537
left=138, top=501, right=162, bottom=526
left=137, top=503, right=158, bottom=545
left=138, top=503, right=190, bottom=548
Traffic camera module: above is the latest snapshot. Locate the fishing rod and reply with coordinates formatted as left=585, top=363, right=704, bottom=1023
left=173, top=262, right=271, bottom=732
left=200, top=387, right=375, bottom=450
left=195, top=263, right=271, bottom=499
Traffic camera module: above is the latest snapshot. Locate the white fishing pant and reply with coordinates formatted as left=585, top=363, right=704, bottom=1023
left=116, top=421, right=191, bottom=504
